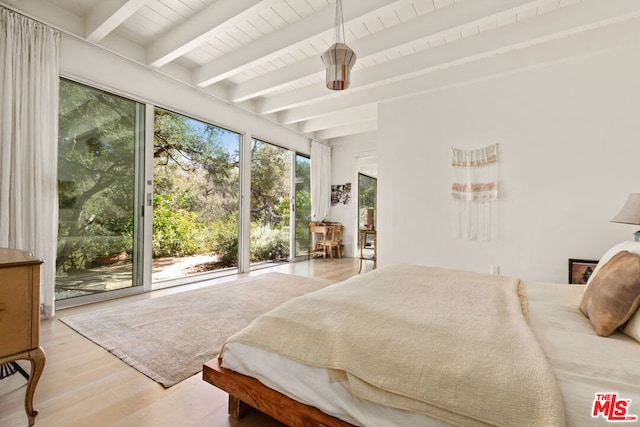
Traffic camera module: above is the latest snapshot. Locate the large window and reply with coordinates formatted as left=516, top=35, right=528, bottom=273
left=294, top=155, right=311, bottom=257
left=152, top=109, right=241, bottom=282
left=56, top=79, right=144, bottom=301
left=56, top=80, right=309, bottom=303
left=249, top=139, right=291, bottom=268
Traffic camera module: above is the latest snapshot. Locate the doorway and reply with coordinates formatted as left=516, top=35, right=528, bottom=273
left=358, top=172, right=377, bottom=248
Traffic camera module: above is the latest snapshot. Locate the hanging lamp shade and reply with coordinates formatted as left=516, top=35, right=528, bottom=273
left=321, top=43, right=357, bottom=90
left=320, top=0, right=356, bottom=90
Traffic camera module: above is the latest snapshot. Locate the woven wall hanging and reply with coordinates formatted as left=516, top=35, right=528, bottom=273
left=451, top=144, right=499, bottom=241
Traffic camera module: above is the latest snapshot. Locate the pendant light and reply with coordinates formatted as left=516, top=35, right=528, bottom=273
left=320, top=0, right=357, bottom=90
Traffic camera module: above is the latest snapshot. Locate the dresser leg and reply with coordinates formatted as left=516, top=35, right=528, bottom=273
left=25, top=347, right=46, bottom=426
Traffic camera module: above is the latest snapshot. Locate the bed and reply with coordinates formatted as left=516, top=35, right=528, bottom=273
left=203, top=244, right=640, bottom=427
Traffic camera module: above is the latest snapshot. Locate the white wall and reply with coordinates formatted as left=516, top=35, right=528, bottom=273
left=329, top=133, right=377, bottom=257
left=378, top=31, right=640, bottom=283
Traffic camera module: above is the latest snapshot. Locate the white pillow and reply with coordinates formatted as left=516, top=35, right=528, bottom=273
left=623, top=311, right=640, bottom=342
left=586, top=241, right=640, bottom=287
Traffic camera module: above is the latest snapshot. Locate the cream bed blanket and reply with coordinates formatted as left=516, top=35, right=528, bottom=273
left=221, top=265, right=566, bottom=426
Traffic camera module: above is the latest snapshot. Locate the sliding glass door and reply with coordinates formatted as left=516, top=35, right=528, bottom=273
left=294, top=154, right=311, bottom=258
left=249, top=139, right=291, bottom=269
left=57, top=79, right=309, bottom=303
left=56, top=79, right=144, bottom=301
left=152, top=109, right=241, bottom=283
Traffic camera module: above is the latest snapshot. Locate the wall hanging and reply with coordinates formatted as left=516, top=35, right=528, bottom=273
left=451, top=144, right=499, bottom=241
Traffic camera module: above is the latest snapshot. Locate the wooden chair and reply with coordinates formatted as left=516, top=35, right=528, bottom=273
left=318, top=223, right=343, bottom=259
left=308, top=222, right=343, bottom=260
left=308, top=222, right=330, bottom=259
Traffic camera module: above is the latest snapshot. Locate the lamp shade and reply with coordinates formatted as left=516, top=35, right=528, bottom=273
left=320, top=42, right=357, bottom=90
left=611, top=193, right=640, bottom=224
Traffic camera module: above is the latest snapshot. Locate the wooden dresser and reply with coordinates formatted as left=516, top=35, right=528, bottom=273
left=0, top=248, right=46, bottom=426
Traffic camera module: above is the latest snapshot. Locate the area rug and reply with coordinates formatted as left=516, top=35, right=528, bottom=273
left=60, top=273, right=336, bottom=387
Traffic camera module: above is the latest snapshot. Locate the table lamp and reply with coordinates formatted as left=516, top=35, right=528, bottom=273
left=611, top=193, right=640, bottom=241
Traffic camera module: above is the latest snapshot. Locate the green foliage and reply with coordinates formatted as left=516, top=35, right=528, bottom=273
left=358, top=173, right=377, bottom=227
left=295, top=156, right=311, bottom=188
left=250, top=140, right=290, bottom=227
left=359, top=174, right=377, bottom=209
left=57, top=79, right=138, bottom=273
left=294, top=189, right=311, bottom=251
left=152, top=193, right=206, bottom=257
left=277, top=197, right=291, bottom=227
left=293, top=157, right=312, bottom=256
left=250, top=224, right=289, bottom=262
left=57, top=82, right=307, bottom=276
left=56, top=225, right=131, bottom=273
left=210, top=220, right=239, bottom=267
left=152, top=109, right=242, bottom=264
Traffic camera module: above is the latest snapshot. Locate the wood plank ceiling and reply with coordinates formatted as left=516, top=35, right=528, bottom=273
left=3, top=0, right=640, bottom=142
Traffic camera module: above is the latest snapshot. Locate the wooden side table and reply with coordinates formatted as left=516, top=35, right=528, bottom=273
left=0, top=248, right=46, bottom=426
left=358, top=229, right=376, bottom=273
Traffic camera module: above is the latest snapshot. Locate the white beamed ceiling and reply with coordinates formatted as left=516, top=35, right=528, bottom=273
left=3, top=0, right=640, bottom=142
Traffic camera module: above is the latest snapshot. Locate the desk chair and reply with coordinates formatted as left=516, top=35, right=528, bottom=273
left=319, top=223, right=343, bottom=259
left=308, top=222, right=343, bottom=260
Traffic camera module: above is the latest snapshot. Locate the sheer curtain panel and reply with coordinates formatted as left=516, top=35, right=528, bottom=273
left=310, top=141, right=331, bottom=222
left=0, top=7, right=60, bottom=317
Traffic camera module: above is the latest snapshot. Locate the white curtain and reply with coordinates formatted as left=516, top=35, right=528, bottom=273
left=0, top=7, right=60, bottom=317
left=310, top=141, right=331, bottom=222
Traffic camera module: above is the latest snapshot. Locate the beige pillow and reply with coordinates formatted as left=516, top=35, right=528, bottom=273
left=579, top=250, right=640, bottom=336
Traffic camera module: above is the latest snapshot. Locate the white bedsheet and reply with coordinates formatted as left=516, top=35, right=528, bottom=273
left=221, top=282, right=640, bottom=426
left=526, top=283, right=640, bottom=426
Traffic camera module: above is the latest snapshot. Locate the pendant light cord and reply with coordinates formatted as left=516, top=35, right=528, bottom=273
left=333, top=0, right=345, bottom=44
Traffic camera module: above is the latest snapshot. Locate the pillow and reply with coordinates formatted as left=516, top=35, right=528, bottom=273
left=579, top=250, right=640, bottom=336
left=623, top=311, right=640, bottom=342
left=586, top=241, right=640, bottom=287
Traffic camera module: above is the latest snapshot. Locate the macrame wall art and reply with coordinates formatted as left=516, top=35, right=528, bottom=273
left=451, top=143, right=499, bottom=241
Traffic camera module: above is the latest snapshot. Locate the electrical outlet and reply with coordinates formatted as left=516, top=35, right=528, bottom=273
left=491, top=265, right=500, bottom=275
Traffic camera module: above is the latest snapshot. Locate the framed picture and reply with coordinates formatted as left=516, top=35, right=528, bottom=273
left=568, top=258, right=599, bottom=284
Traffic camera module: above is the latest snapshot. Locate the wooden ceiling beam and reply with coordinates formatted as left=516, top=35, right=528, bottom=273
left=146, top=0, right=269, bottom=68
left=85, top=0, right=148, bottom=43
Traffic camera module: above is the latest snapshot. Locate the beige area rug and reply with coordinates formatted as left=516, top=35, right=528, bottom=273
left=60, top=273, right=336, bottom=387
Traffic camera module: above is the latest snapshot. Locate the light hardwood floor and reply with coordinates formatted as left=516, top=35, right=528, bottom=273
left=0, top=257, right=368, bottom=427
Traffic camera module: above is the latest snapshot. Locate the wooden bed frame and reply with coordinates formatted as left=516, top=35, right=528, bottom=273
left=202, top=358, right=355, bottom=427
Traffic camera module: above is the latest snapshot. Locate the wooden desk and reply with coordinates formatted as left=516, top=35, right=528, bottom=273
left=359, top=229, right=376, bottom=273
left=0, top=248, right=46, bottom=426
